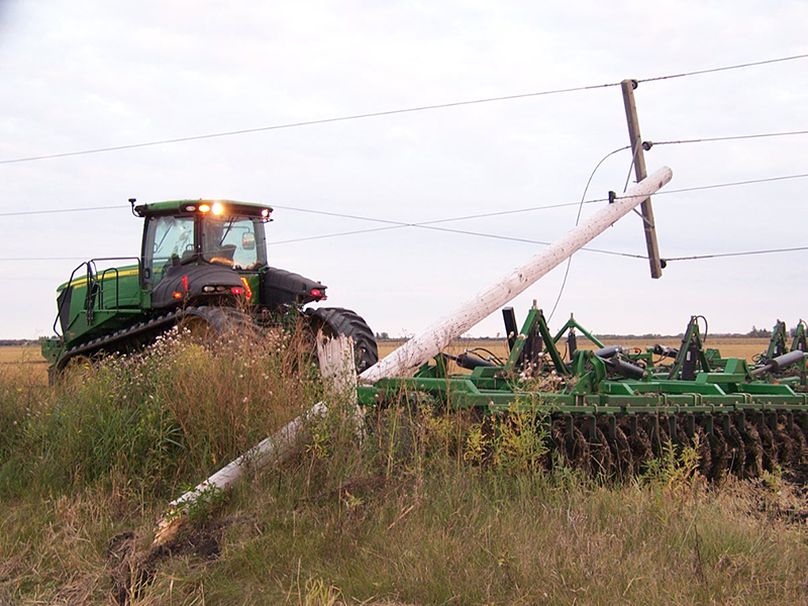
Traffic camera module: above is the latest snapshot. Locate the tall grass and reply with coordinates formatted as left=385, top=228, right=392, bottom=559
left=0, top=329, right=805, bottom=605
left=0, top=327, right=322, bottom=500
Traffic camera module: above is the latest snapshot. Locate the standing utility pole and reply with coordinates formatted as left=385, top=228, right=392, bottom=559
left=621, top=79, right=663, bottom=279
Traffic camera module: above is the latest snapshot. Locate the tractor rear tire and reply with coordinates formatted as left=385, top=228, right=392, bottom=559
left=306, top=307, right=378, bottom=374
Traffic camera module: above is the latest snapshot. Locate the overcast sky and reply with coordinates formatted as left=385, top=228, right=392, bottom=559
left=1, top=1, right=807, bottom=340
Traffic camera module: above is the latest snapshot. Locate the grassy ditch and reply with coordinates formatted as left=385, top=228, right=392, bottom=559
left=0, top=332, right=806, bottom=605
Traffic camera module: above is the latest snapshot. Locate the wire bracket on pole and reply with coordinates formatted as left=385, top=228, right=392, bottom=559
left=631, top=207, right=654, bottom=227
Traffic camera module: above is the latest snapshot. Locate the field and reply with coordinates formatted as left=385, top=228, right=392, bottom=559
left=0, top=344, right=49, bottom=386
left=378, top=336, right=770, bottom=363
left=0, top=337, right=771, bottom=387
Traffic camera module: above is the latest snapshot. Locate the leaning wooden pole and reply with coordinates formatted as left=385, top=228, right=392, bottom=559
left=152, top=337, right=356, bottom=547
left=153, top=166, right=672, bottom=547
left=360, top=166, right=673, bottom=383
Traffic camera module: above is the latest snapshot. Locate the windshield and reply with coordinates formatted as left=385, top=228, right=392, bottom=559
left=201, top=215, right=263, bottom=270
left=143, top=214, right=266, bottom=286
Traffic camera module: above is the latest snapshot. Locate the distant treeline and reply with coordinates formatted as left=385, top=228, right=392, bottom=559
left=0, top=340, right=38, bottom=346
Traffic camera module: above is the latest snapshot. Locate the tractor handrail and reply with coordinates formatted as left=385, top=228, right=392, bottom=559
left=53, top=261, right=90, bottom=338
left=51, top=257, right=142, bottom=338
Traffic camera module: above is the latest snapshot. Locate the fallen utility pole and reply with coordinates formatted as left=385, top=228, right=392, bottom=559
left=621, top=79, right=663, bottom=279
left=360, top=166, right=673, bottom=383
left=153, top=336, right=356, bottom=547
left=153, top=166, right=673, bottom=547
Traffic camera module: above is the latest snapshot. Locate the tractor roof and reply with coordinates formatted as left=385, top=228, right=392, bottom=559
left=132, top=199, right=273, bottom=218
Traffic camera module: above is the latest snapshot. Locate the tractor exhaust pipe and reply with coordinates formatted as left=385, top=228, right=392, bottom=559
left=360, top=166, right=673, bottom=383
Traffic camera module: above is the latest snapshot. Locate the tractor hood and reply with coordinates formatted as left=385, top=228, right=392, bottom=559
left=152, top=262, right=245, bottom=308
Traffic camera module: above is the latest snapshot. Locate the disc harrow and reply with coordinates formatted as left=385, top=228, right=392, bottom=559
left=357, top=308, right=808, bottom=480
left=544, top=410, right=806, bottom=480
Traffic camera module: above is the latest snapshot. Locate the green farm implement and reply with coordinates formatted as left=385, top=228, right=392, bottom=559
left=358, top=307, right=808, bottom=479
left=349, top=166, right=806, bottom=479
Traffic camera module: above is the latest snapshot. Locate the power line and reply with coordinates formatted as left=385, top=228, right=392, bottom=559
left=664, top=245, right=808, bottom=262
left=651, top=128, right=808, bottom=147
left=414, top=224, right=646, bottom=259
left=4, top=169, right=808, bottom=262
left=8, top=241, right=806, bottom=265
left=4, top=160, right=805, bottom=223
left=614, top=170, right=808, bottom=199
left=275, top=196, right=610, bottom=228
left=271, top=204, right=401, bottom=226
left=272, top=207, right=645, bottom=259
left=0, top=81, right=621, bottom=166
left=0, top=195, right=609, bottom=222
left=10, top=164, right=807, bottom=226
left=637, top=52, right=808, bottom=83
left=418, top=198, right=608, bottom=225
left=4, top=124, right=807, bottom=219
left=272, top=225, right=402, bottom=245
left=0, top=257, right=86, bottom=261
left=3, top=51, right=808, bottom=166
left=548, top=145, right=632, bottom=322
left=0, top=204, right=123, bottom=217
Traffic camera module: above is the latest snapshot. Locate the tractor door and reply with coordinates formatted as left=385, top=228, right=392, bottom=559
left=142, top=215, right=197, bottom=289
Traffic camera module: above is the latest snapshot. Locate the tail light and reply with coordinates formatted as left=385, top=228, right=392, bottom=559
left=240, top=277, right=253, bottom=300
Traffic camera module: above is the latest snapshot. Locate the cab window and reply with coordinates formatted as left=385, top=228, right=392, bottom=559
left=201, top=216, right=262, bottom=270
left=143, top=216, right=195, bottom=282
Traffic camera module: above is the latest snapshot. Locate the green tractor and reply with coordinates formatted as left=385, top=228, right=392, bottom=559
left=41, top=199, right=378, bottom=379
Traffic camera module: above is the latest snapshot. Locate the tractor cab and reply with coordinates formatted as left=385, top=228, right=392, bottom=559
left=137, top=199, right=270, bottom=283
left=135, top=200, right=272, bottom=307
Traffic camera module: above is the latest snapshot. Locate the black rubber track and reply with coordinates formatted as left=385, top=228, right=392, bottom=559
left=306, top=307, right=379, bottom=373
left=52, top=305, right=252, bottom=382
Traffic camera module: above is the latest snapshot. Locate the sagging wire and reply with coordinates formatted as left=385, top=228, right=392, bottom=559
left=636, top=52, right=808, bottom=83
left=3, top=53, right=807, bottom=165
left=546, top=144, right=632, bottom=322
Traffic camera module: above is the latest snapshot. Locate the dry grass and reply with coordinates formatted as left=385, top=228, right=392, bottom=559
left=0, top=344, right=49, bottom=386
left=379, top=337, right=771, bottom=364
left=0, top=332, right=805, bottom=605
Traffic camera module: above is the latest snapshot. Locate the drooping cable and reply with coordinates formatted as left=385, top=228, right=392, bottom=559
left=0, top=81, right=621, bottom=165
left=547, top=145, right=632, bottom=322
